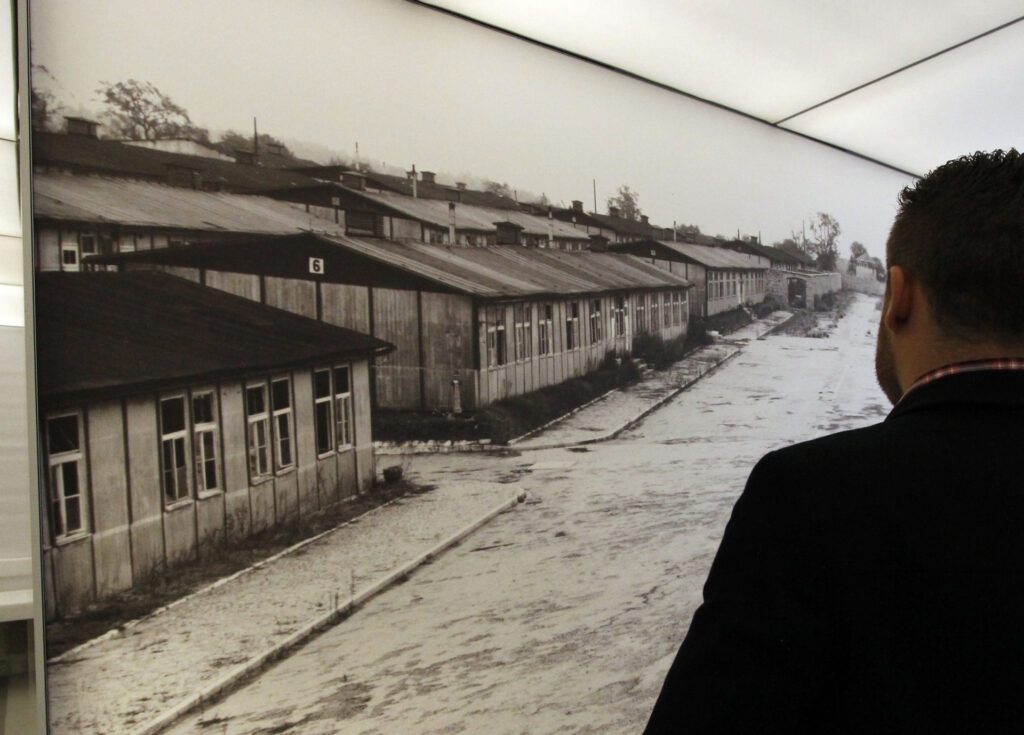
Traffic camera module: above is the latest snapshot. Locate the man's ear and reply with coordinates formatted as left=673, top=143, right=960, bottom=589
left=883, top=265, right=914, bottom=331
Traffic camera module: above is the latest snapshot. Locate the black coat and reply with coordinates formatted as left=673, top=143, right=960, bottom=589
left=644, top=370, right=1024, bottom=734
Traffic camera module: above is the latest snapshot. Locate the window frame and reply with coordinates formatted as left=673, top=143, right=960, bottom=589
left=538, top=302, right=553, bottom=356
left=190, top=388, right=221, bottom=496
left=486, top=305, right=507, bottom=368
left=160, top=394, right=192, bottom=506
left=45, top=411, right=89, bottom=543
left=313, top=368, right=335, bottom=458
left=613, top=295, right=627, bottom=337
left=566, top=301, right=580, bottom=350
left=589, top=298, right=603, bottom=344
left=333, top=365, right=354, bottom=451
left=513, top=303, right=532, bottom=362
left=270, top=376, right=296, bottom=473
left=245, top=382, right=272, bottom=483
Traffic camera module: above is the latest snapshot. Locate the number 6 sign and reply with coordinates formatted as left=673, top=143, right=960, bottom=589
left=308, top=257, right=325, bottom=275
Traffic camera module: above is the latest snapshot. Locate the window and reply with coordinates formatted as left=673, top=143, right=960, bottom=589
left=513, top=303, right=532, bottom=361
left=160, top=396, right=190, bottom=503
left=60, top=243, right=80, bottom=271
left=672, top=292, right=683, bottom=326
left=650, top=295, right=660, bottom=332
left=46, top=413, right=86, bottom=540
left=271, top=378, right=294, bottom=470
left=191, top=391, right=219, bottom=493
left=635, top=295, right=646, bottom=334
left=614, top=296, right=627, bottom=337
left=314, top=369, right=334, bottom=456
left=566, top=301, right=580, bottom=350
left=333, top=366, right=353, bottom=448
left=245, top=384, right=271, bottom=480
left=486, top=306, right=507, bottom=367
left=589, top=299, right=603, bottom=344
left=663, top=293, right=671, bottom=327
left=538, top=303, right=553, bottom=355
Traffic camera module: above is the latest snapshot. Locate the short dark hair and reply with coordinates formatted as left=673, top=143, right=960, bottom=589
left=887, top=149, right=1024, bottom=344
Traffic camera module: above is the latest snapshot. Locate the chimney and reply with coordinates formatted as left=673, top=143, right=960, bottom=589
left=572, top=200, right=584, bottom=213
left=673, top=220, right=678, bottom=242
left=456, top=181, right=467, bottom=190
left=65, top=116, right=100, bottom=138
left=421, top=170, right=436, bottom=185
left=608, top=205, right=620, bottom=218
left=408, top=164, right=418, bottom=198
left=448, top=202, right=457, bottom=246
left=640, top=214, right=649, bottom=225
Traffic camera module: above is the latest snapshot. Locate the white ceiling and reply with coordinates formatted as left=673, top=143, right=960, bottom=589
left=418, top=1, right=1024, bottom=177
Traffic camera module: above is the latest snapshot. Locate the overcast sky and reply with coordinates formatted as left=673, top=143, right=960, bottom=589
left=29, top=0, right=915, bottom=258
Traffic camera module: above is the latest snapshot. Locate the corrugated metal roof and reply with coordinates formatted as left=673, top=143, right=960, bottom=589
left=36, top=271, right=393, bottom=404
left=360, top=171, right=520, bottom=209
left=358, top=190, right=590, bottom=241
left=34, top=172, right=345, bottom=236
left=320, top=235, right=691, bottom=298
left=34, top=132, right=320, bottom=192
left=90, top=233, right=692, bottom=300
left=652, top=240, right=770, bottom=270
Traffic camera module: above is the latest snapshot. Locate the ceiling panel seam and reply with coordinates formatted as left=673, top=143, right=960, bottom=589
left=774, top=14, right=1024, bottom=126
left=407, top=0, right=922, bottom=178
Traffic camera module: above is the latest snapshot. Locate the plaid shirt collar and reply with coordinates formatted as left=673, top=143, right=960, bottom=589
left=900, top=357, right=1024, bottom=403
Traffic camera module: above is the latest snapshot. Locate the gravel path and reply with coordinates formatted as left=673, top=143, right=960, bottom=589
left=46, top=481, right=515, bottom=734
left=513, top=310, right=793, bottom=450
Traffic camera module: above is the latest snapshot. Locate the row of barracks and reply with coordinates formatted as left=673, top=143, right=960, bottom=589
left=31, top=125, right=829, bottom=616
left=87, top=232, right=693, bottom=412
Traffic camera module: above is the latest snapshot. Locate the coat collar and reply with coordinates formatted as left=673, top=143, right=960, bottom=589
left=887, top=369, right=1024, bottom=421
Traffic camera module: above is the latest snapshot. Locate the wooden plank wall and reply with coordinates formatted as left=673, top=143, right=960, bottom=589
left=39, top=361, right=373, bottom=620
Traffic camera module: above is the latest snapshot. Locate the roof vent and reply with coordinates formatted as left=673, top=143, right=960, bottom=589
left=420, top=170, right=436, bottom=185
left=65, top=116, right=100, bottom=138
left=341, top=171, right=366, bottom=191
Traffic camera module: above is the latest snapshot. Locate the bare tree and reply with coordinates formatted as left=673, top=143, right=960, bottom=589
left=808, top=212, right=841, bottom=271
left=607, top=184, right=642, bottom=221
left=96, top=79, right=209, bottom=141
left=483, top=180, right=514, bottom=198
left=216, top=130, right=294, bottom=159
left=30, top=64, right=62, bottom=131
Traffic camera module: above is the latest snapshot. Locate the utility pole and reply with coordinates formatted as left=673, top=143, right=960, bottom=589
left=253, top=117, right=258, bottom=156
left=592, top=179, right=597, bottom=213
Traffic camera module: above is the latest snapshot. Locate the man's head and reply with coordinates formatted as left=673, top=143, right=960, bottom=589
left=876, top=149, right=1024, bottom=403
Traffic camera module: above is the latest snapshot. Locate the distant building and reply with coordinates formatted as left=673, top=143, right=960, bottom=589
left=88, top=233, right=693, bottom=411
left=551, top=200, right=665, bottom=243
left=33, top=129, right=319, bottom=192
left=32, top=171, right=344, bottom=271
left=36, top=271, right=392, bottom=619
left=610, top=240, right=769, bottom=317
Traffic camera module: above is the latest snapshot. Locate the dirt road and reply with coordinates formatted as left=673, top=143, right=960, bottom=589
left=169, top=293, right=887, bottom=734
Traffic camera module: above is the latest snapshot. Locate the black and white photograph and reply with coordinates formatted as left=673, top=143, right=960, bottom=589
left=16, top=1, right=1024, bottom=733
